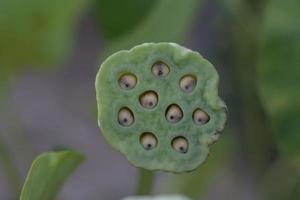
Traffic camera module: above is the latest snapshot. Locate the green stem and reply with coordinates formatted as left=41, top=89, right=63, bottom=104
left=231, top=0, right=278, bottom=176
left=0, top=136, right=21, bottom=198
left=136, top=168, right=155, bottom=195
left=0, top=88, right=35, bottom=198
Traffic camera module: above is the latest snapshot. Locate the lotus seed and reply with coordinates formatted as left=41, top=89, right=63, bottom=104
left=193, top=108, right=210, bottom=125
left=140, top=132, right=157, bottom=150
left=139, top=91, right=158, bottom=109
left=118, top=107, right=134, bottom=126
left=152, top=61, right=170, bottom=77
left=119, top=73, right=137, bottom=90
left=165, top=104, right=183, bottom=123
left=172, top=136, right=188, bottom=153
left=180, top=75, right=197, bottom=93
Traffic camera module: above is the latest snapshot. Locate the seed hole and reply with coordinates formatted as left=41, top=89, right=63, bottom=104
left=180, top=75, right=197, bottom=93
left=165, top=104, right=183, bottom=123
left=193, top=108, right=210, bottom=125
left=118, top=73, right=137, bottom=90
left=152, top=61, right=170, bottom=77
left=139, top=91, right=158, bottom=109
left=118, top=107, right=134, bottom=126
left=140, top=132, right=157, bottom=150
left=172, top=136, right=188, bottom=154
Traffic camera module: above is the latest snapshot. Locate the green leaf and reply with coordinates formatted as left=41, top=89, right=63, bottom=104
left=20, top=151, right=84, bottom=200
left=102, top=0, right=200, bottom=57
left=93, top=0, right=158, bottom=39
left=0, top=0, right=87, bottom=69
left=258, top=0, right=300, bottom=163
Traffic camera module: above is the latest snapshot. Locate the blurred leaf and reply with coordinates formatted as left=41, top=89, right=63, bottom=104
left=102, top=0, right=200, bottom=57
left=0, top=68, right=10, bottom=97
left=257, top=159, right=300, bottom=200
left=93, top=0, right=158, bottom=39
left=20, top=151, right=84, bottom=200
left=164, top=132, right=233, bottom=199
left=0, top=0, right=87, bottom=70
left=50, top=144, right=73, bottom=152
left=258, top=0, right=300, bottom=162
left=122, top=195, right=191, bottom=200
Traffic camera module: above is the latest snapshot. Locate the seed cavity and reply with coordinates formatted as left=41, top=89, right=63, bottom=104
left=140, top=132, right=157, bottom=150
left=193, top=108, right=210, bottom=125
left=180, top=75, right=197, bottom=93
left=165, top=104, right=183, bottom=123
left=172, top=136, right=188, bottom=154
left=139, top=91, right=158, bottom=109
left=118, top=107, right=134, bottom=126
left=118, top=73, right=137, bottom=90
left=152, top=61, right=170, bottom=77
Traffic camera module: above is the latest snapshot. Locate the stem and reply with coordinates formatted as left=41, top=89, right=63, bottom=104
left=136, top=168, right=155, bottom=195
left=230, top=0, right=278, bottom=176
left=0, top=136, right=21, bottom=198
left=0, top=87, right=36, bottom=198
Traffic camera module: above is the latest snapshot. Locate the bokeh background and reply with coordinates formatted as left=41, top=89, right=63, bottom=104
left=0, top=0, right=299, bottom=199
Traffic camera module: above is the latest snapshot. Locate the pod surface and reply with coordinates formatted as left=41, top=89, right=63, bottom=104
left=96, top=43, right=227, bottom=172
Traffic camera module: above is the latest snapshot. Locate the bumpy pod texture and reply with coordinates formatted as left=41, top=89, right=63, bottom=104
left=96, top=43, right=227, bottom=172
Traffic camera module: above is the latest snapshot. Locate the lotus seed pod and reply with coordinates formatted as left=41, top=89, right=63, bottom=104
left=121, top=195, right=191, bottom=200
left=96, top=43, right=227, bottom=172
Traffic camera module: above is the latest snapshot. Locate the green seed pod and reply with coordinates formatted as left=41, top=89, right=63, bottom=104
left=96, top=43, right=227, bottom=172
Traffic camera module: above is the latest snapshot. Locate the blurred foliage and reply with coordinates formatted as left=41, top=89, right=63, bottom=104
left=258, top=0, right=300, bottom=163
left=20, top=151, right=84, bottom=200
left=257, top=159, right=300, bottom=200
left=102, top=0, right=200, bottom=57
left=0, top=0, right=87, bottom=71
left=0, top=137, right=20, bottom=197
left=93, top=0, right=158, bottom=39
left=122, top=195, right=191, bottom=200
left=221, top=0, right=277, bottom=175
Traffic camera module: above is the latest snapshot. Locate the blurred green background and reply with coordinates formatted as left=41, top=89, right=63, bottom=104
left=0, top=0, right=299, bottom=199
